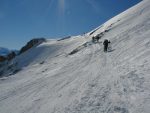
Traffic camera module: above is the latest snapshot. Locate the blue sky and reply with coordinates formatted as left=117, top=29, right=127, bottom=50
left=0, top=0, right=141, bottom=49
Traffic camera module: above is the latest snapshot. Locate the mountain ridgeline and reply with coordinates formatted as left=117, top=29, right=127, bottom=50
left=19, top=38, right=46, bottom=54
left=0, top=38, right=46, bottom=63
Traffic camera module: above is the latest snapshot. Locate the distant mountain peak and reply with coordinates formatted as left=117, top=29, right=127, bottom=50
left=0, top=47, right=11, bottom=56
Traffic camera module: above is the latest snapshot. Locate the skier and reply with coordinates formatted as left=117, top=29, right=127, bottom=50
left=103, top=39, right=110, bottom=52
left=92, top=36, right=95, bottom=43
left=92, top=35, right=100, bottom=43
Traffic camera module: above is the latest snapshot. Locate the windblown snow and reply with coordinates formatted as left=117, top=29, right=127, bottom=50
left=1, top=0, right=150, bottom=113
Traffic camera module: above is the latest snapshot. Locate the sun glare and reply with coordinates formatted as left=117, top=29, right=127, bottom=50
left=58, top=0, right=65, bottom=14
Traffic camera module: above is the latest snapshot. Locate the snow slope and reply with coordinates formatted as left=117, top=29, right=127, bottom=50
left=1, top=0, right=150, bottom=113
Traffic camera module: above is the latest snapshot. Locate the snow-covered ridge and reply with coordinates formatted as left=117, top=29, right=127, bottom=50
left=0, top=0, right=150, bottom=113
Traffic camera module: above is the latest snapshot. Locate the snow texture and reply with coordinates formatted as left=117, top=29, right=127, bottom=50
left=1, top=0, right=150, bottom=113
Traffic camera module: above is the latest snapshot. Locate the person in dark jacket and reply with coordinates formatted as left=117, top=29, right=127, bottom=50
left=103, top=39, right=110, bottom=52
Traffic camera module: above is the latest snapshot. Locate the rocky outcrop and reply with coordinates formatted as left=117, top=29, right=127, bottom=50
left=7, top=51, right=16, bottom=61
left=0, top=56, right=7, bottom=62
left=0, top=47, right=19, bottom=63
left=19, top=38, right=46, bottom=54
left=57, top=36, right=71, bottom=41
left=0, top=51, right=17, bottom=63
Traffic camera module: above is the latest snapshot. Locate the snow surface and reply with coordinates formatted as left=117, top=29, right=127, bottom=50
left=1, top=0, right=150, bottom=113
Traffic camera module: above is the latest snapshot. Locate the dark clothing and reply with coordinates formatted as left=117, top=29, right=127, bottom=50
left=92, top=37, right=95, bottom=43
left=103, top=39, right=110, bottom=52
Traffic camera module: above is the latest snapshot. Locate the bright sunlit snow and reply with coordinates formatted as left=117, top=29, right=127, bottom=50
left=0, top=0, right=150, bottom=113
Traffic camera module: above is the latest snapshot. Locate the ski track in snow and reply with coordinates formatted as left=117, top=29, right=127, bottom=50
left=1, top=0, right=150, bottom=113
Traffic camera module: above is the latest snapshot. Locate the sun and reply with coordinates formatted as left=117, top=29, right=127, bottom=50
left=58, top=0, right=65, bottom=13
